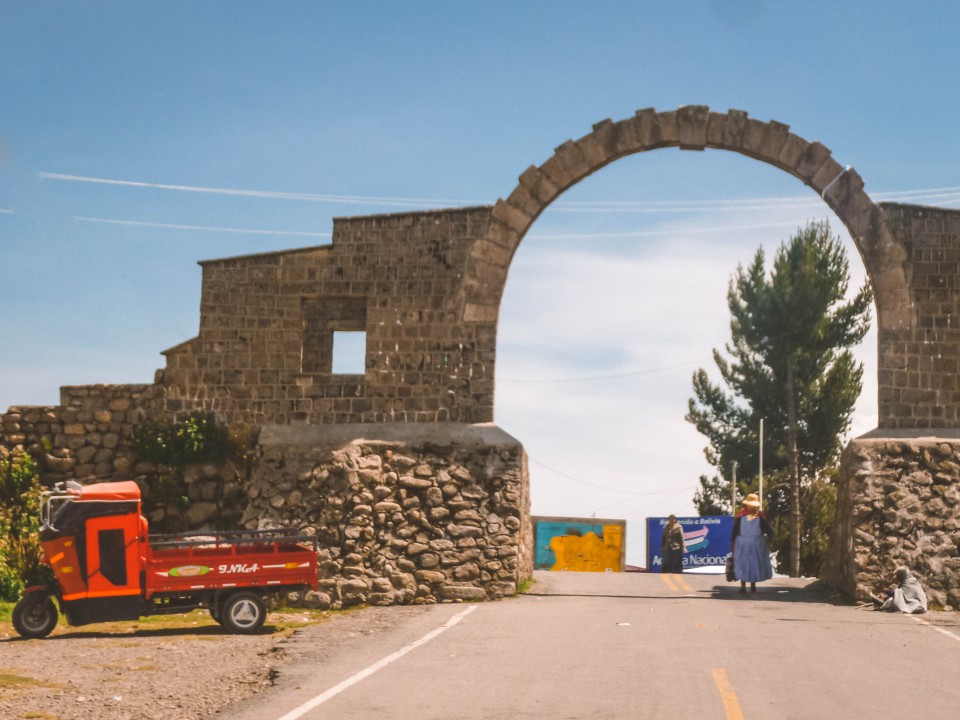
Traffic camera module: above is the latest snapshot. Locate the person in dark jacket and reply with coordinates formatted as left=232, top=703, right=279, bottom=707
left=730, top=493, right=773, bottom=593
left=660, top=515, right=686, bottom=573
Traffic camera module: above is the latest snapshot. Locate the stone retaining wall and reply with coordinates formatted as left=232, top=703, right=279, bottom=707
left=1, top=411, right=534, bottom=607
left=825, top=436, right=960, bottom=608
left=245, top=424, right=532, bottom=608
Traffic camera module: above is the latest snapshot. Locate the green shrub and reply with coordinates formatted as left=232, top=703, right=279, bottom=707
left=0, top=450, right=46, bottom=601
left=133, top=412, right=230, bottom=467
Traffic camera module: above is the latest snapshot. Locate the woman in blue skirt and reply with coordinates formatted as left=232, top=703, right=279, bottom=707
left=731, top=493, right=773, bottom=593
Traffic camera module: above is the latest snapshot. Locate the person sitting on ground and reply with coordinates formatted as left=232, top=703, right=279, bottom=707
left=873, top=566, right=928, bottom=614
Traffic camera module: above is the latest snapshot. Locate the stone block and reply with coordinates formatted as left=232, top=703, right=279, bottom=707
left=776, top=133, right=808, bottom=171
left=517, top=165, right=561, bottom=205
left=506, top=184, right=542, bottom=219
left=571, top=131, right=608, bottom=171
left=810, top=157, right=845, bottom=195
left=720, top=109, right=749, bottom=149
left=794, top=141, right=832, bottom=184
left=438, top=584, right=486, bottom=601
left=676, top=105, right=709, bottom=150
left=552, top=139, right=592, bottom=181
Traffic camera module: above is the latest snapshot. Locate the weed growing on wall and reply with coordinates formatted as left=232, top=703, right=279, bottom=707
left=132, top=413, right=232, bottom=527
left=133, top=413, right=230, bottom=467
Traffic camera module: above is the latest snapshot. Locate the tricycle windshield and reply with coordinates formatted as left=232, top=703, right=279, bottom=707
left=40, top=482, right=139, bottom=540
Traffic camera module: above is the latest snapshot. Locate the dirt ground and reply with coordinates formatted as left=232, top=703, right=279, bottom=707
left=0, top=604, right=420, bottom=720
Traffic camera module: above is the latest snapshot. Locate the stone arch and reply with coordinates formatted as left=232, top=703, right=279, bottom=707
left=461, top=105, right=914, bottom=424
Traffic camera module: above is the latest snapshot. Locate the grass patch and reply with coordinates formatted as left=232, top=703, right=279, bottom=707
left=0, top=672, right=55, bottom=689
left=0, top=605, right=337, bottom=639
left=517, top=577, right=535, bottom=594
left=0, top=601, right=13, bottom=623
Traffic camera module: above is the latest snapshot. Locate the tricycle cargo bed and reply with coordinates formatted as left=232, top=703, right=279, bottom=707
left=146, top=529, right=319, bottom=596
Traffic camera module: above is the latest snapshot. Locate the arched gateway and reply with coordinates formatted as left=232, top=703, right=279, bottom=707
left=3, top=106, right=960, bottom=609
left=463, top=105, right=913, bottom=426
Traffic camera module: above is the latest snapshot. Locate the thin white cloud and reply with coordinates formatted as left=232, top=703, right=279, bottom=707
left=0, top=208, right=12, bottom=214
left=76, top=216, right=332, bottom=238
left=40, top=172, right=484, bottom=208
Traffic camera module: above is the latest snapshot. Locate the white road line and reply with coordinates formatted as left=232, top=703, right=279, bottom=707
left=911, top=615, right=960, bottom=643
left=275, top=604, right=479, bottom=720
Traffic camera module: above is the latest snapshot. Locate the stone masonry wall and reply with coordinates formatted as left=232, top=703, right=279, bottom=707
left=877, top=203, right=960, bottom=428
left=0, top=384, right=161, bottom=484
left=241, top=424, right=532, bottom=608
left=160, top=206, right=495, bottom=426
left=825, top=436, right=960, bottom=608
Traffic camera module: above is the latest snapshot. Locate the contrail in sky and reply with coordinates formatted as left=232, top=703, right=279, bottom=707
left=40, top=172, right=482, bottom=208
left=76, top=216, right=331, bottom=238
left=40, top=171, right=960, bottom=212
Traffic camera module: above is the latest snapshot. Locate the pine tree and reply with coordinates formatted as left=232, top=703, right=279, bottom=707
left=686, top=220, right=872, bottom=576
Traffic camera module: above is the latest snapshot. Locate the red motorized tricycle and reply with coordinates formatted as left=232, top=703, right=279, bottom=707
left=12, top=480, right=318, bottom=638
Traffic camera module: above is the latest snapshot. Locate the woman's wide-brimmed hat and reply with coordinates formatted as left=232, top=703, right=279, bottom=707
left=742, top=493, right=761, bottom=509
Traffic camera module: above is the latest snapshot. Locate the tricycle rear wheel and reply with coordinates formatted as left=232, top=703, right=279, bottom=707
left=13, top=593, right=58, bottom=639
left=220, top=591, right=266, bottom=634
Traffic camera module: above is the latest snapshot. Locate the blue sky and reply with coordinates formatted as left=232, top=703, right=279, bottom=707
left=3, top=2, right=960, bottom=565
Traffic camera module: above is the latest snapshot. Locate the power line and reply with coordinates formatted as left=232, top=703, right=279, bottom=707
left=526, top=219, right=818, bottom=240
left=498, top=357, right=712, bottom=384
left=531, top=457, right=696, bottom=498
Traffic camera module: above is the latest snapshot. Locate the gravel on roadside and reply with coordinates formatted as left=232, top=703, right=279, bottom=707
left=0, top=609, right=355, bottom=720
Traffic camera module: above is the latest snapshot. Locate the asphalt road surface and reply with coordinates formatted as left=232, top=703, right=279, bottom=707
left=213, top=570, right=960, bottom=720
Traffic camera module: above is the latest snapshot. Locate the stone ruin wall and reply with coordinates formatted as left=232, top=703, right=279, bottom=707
left=826, top=437, right=960, bottom=609
left=159, top=206, right=497, bottom=427
left=5, top=108, right=960, bottom=606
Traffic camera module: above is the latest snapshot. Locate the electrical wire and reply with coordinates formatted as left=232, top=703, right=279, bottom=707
left=531, top=457, right=697, bottom=498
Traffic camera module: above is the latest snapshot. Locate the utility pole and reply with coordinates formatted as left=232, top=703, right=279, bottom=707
left=786, top=363, right=801, bottom=578
left=758, top=418, right=764, bottom=504
left=731, top=460, right=738, bottom=515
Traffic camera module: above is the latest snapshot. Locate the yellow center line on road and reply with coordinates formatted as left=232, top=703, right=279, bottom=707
left=659, top=573, right=693, bottom=594
left=711, top=668, right=745, bottom=720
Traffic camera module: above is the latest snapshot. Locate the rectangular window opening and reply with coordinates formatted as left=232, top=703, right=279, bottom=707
left=332, top=330, right=367, bottom=375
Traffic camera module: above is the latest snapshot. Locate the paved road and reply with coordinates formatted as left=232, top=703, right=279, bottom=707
left=214, top=571, right=960, bottom=720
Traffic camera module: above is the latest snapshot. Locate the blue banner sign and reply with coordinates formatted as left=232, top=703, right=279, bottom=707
left=646, top=516, right=733, bottom=572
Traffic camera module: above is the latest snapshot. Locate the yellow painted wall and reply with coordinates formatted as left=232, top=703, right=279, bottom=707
left=549, top=525, right=623, bottom=572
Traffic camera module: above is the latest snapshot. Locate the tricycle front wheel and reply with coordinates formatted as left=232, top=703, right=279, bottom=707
left=12, top=593, right=58, bottom=639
